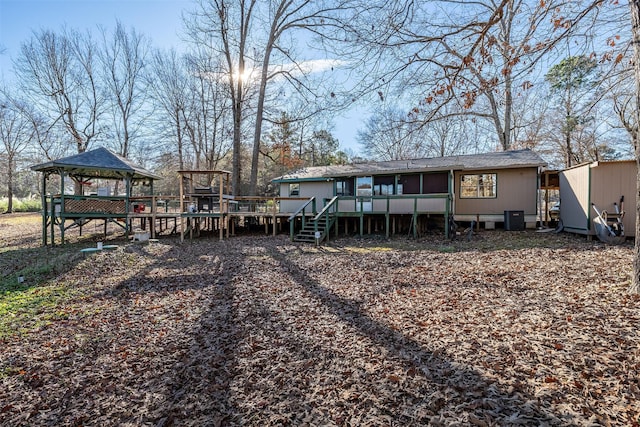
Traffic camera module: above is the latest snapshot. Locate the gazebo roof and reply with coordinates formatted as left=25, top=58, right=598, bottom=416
left=31, top=147, right=161, bottom=181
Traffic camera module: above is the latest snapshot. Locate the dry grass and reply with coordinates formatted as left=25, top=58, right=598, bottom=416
left=1, top=213, right=639, bottom=426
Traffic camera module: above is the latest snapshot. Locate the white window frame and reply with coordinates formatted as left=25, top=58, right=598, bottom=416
left=460, top=173, right=497, bottom=198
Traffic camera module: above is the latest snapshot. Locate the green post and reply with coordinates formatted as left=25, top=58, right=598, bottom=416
left=125, top=177, right=131, bottom=238
left=445, top=195, right=451, bottom=239
left=59, top=170, right=65, bottom=244
left=413, top=197, right=418, bottom=238
left=385, top=213, right=390, bottom=239
left=41, top=173, right=47, bottom=246
left=50, top=195, right=55, bottom=246
left=290, top=219, right=294, bottom=241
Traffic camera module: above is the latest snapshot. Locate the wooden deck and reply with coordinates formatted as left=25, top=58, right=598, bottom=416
left=41, top=193, right=454, bottom=245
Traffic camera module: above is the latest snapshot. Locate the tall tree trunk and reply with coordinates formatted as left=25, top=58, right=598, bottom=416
left=248, top=43, right=273, bottom=196
left=565, top=128, right=573, bottom=167
left=231, top=84, right=243, bottom=196
left=629, top=0, right=640, bottom=293
left=503, top=71, right=513, bottom=151
left=6, top=155, right=14, bottom=214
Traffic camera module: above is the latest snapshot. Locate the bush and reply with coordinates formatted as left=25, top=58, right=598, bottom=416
left=0, top=197, right=42, bottom=213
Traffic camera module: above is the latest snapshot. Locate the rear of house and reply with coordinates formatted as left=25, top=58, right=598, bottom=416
left=275, top=149, right=547, bottom=239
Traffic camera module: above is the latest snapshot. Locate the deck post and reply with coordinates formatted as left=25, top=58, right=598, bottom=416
left=272, top=198, right=277, bottom=236
left=219, top=174, right=224, bottom=241
left=413, top=198, right=418, bottom=238
left=151, top=195, right=157, bottom=239
left=385, top=213, right=390, bottom=239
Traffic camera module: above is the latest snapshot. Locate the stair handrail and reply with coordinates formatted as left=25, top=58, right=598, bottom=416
left=288, top=197, right=316, bottom=241
left=287, top=197, right=316, bottom=221
left=313, top=196, right=338, bottom=222
left=313, top=196, right=339, bottom=240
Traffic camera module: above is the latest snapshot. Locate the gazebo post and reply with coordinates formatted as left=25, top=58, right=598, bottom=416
left=150, top=180, right=156, bottom=239
left=41, top=172, right=47, bottom=246
left=59, top=169, right=65, bottom=244
left=125, top=176, right=131, bottom=238
left=179, top=171, right=185, bottom=242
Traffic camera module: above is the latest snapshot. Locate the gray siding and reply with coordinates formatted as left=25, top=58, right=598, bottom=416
left=279, top=181, right=334, bottom=213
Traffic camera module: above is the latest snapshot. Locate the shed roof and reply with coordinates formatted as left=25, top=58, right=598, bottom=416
left=274, top=149, right=547, bottom=182
left=31, top=147, right=161, bottom=181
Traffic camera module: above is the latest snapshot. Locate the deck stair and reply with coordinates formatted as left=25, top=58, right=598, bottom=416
left=290, top=196, right=338, bottom=244
left=294, top=214, right=334, bottom=243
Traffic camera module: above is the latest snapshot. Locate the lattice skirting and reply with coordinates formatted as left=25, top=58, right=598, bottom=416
left=64, top=199, right=126, bottom=214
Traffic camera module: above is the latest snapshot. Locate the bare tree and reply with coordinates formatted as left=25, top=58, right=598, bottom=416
left=246, top=0, right=354, bottom=195
left=338, top=0, right=602, bottom=153
left=358, top=107, right=430, bottom=160
left=186, top=0, right=355, bottom=195
left=100, top=21, right=150, bottom=158
left=148, top=48, right=191, bottom=170
left=183, top=52, right=233, bottom=170
left=15, top=28, right=102, bottom=155
left=186, top=0, right=257, bottom=195
left=0, top=92, right=35, bottom=213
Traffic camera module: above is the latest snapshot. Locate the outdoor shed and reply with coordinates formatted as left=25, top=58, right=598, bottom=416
left=559, top=160, right=636, bottom=237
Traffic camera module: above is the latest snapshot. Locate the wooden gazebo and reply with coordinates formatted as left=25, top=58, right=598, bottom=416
left=31, top=147, right=162, bottom=245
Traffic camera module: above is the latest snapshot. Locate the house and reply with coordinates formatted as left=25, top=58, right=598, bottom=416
left=275, top=149, right=547, bottom=240
left=559, top=160, right=636, bottom=238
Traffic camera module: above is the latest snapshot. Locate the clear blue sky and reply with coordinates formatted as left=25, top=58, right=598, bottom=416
left=0, top=0, right=362, bottom=154
left=0, top=0, right=189, bottom=65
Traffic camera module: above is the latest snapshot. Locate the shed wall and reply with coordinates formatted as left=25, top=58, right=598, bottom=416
left=590, top=161, right=636, bottom=237
left=559, top=166, right=590, bottom=233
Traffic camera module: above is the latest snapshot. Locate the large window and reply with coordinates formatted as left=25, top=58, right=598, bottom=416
left=423, top=172, right=449, bottom=194
left=460, top=173, right=497, bottom=198
left=399, top=174, right=420, bottom=194
left=373, top=176, right=395, bottom=195
left=336, top=178, right=354, bottom=196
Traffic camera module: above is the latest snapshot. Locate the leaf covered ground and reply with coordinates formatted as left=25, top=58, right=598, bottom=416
left=1, top=214, right=639, bottom=426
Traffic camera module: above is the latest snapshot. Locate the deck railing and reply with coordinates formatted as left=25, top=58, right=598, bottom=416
left=287, top=193, right=452, bottom=240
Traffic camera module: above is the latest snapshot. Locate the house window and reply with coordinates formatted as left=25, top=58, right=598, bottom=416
left=374, top=175, right=395, bottom=195
left=460, top=173, right=497, bottom=198
left=399, top=174, right=420, bottom=194
left=336, top=178, right=354, bottom=196
left=289, top=183, right=300, bottom=196
left=423, top=172, right=448, bottom=194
